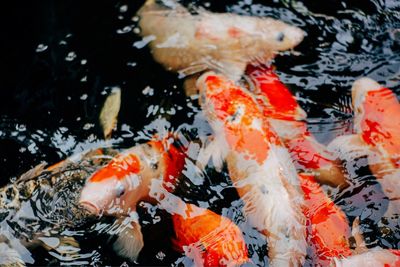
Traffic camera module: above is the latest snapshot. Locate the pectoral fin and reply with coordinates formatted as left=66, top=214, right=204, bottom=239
left=113, top=219, right=144, bottom=262
left=196, top=137, right=225, bottom=172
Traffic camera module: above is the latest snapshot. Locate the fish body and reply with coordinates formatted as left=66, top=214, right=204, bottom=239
left=333, top=248, right=400, bottom=267
left=196, top=72, right=307, bottom=266
left=329, top=78, right=400, bottom=218
left=299, top=173, right=351, bottom=264
left=79, top=139, right=185, bottom=261
left=171, top=203, right=249, bottom=267
left=246, top=65, right=347, bottom=188
left=352, top=78, right=400, bottom=218
left=0, top=148, right=117, bottom=266
left=137, top=0, right=304, bottom=80
left=148, top=179, right=249, bottom=267
left=351, top=78, right=400, bottom=175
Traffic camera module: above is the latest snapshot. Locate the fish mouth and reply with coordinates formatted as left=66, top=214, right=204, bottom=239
left=79, top=201, right=100, bottom=216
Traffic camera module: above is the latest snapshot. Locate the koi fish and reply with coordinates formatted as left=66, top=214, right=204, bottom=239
left=0, top=147, right=118, bottom=266
left=246, top=64, right=347, bottom=188
left=196, top=71, right=307, bottom=266
left=79, top=139, right=185, bottom=261
left=137, top=0, right=304, bottom=81
left=149, top=179, right=249, bottom=267
left=299, top=173, right=352, bottom=265
left=328, top=78, right=400, bottom=218
left=332, top=248, right=400, bottom=267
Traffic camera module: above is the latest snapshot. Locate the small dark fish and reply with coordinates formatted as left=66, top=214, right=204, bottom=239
left=0, top=148, right=117, bottom=266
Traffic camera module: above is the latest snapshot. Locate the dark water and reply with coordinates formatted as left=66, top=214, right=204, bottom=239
left=0, top=0, right=399, bottom=265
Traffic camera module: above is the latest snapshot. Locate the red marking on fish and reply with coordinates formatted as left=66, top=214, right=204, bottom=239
left=358, top=87, right=400, bottom=167
left=162, top=142, right=186, bottom=192
left=202, top=73, right=279, bottom=164
left=90, top=153, right=141, bottom=182
left=227, top=27, right=243, bottom=38
left=286, top=135, right=337, bottom=170
left=299, top=173, right=351, bottom=263
left=172, top=204, right=249, bottom=267
left=246, top=64, right=300, bottom=120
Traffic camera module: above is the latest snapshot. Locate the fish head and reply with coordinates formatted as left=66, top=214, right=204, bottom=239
left=257, top=18, right=305, bottom=52
left=79, top=142, right=164, bottom=216
left=351, top=78, right=400, bottom=152
left=197, top=72, right=278, bottom=163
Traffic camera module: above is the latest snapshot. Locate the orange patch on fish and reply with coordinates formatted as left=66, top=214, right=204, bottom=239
left=227, top=27, right=243, bottom=38
left=359, top=87, right=400, bottom=166
left=172, top=204, right=249, bottom=267
left=286, top=136, right=335, bottom=170
left=246, top=64, right=300, bottom=120
left=299, top=173, right=351, bottom=262
left=202, top=73, right=280, bottom=163
left=163, top=143, right=186, bottom=192
left=89, top=153, right=141, bottom=182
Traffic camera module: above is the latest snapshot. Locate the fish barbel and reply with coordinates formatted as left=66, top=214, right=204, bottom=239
left=196, top=71, right=307, bottom=266
left=246, top=64, right=347, bottom=188
left=137, top=0, right=304, bottom=80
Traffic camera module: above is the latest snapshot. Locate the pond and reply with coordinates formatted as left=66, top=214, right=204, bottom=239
left=0, top=0, right=399, bottom=266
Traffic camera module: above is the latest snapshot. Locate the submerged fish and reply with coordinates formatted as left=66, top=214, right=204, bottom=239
left=79, top=138, right=186, bottom=261
left=196, top=72, right=307, bottom=266
left=299, top=173, right=352, bottom=265
left=0, top=148, right=116, bottom=266
left=246, top=64, right=347, bottom=188
left=137, top=0, right=304, bottom=80
left=99, top=87, right=121, bottom=139
left=150, top=180, right=249, bottom=267
left=328, top=78, right=400, bottom=219
left=332, top=248, right=400, bottom=267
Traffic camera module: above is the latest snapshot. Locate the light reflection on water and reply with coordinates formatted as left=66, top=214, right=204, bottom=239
left=0, top=0, right=399, bottom=265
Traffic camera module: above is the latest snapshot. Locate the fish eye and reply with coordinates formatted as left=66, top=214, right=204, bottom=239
left=115, top=182, right=125, bottom=197
left=276, top=32, right=285, bottom=42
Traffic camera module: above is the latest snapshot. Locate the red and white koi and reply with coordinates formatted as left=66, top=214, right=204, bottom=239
left=137, top=0, right=304, bottom=80
left=246, top=64, right=347, bottom=188
left=196, top=71, right=307, bottom=266
left=328, top=78, right=400, bottom=218
left=79, top=139, right=185, bottom=261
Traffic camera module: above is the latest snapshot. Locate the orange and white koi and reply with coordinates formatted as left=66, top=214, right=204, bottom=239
left=137, top=0, right=304, bottom=80
left=328, top=78, right=400, bottom=218
left=196, top=71, right=307, bottom=266
left=299, top=173, right=352, bottom=265
left=79, top=139, right=185, bottom=261
left=79, top=139, right=185, bottom=216
left=246, top=64, right=347, bottom=188
left=150, top=179, right=249, bottom=267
